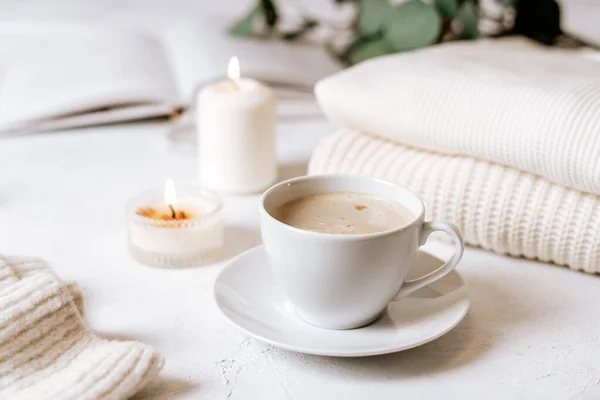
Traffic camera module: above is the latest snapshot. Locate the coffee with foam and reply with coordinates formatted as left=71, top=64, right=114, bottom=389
left=272, top=192, right=415, bottom=234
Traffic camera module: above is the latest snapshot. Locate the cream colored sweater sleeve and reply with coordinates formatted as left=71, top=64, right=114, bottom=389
left=309, top=130, right=600, bottom=274
left=0, top=257, right=164, bottom=400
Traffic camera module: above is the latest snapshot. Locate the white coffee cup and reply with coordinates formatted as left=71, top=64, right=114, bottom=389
left=259, top=175, right=464, bottom=330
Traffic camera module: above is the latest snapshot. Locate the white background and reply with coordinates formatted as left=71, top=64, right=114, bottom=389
left=1, top=1, right=600, bottom=399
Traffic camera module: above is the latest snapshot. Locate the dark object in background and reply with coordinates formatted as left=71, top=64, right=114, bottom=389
left=512, top=0, right=561, bottom=45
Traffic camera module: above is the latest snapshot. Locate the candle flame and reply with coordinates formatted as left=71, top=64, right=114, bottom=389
left=164, top=178, right=177, bottom=209
left=227, top=56, right=240, bottom=82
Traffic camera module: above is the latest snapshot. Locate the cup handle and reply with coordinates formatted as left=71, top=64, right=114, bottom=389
left=392, top=220, right=464, bottom=301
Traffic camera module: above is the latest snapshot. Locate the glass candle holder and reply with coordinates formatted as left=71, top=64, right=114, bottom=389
left=126, top=182, right=223, bottom=268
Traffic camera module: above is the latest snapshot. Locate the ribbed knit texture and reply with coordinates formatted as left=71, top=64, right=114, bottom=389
left=309, top=130, right=600, bottom=274
left=0, top=256, right=164, bottom=400
left=314, top=39, right=600, bottom=196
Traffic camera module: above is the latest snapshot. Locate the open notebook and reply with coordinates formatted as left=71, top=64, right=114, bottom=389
left=0, top=20, right=341, bottom=133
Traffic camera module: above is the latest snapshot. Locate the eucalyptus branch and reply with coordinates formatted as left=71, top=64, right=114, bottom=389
left=230, top=0, right=574, bottom=65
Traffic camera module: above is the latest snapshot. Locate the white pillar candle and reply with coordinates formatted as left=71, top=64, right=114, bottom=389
left=197, top=56, right=277, bottom=194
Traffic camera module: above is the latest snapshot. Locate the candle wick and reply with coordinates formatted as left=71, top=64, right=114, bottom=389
left=168, top=204, right=176, bottom=219
left=229, top=78, right=240, bottom=91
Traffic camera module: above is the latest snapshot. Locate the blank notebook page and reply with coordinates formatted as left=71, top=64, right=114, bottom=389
left=0, top=23, right=178, bottom=127
left=162, top=18, right=342, bottom=100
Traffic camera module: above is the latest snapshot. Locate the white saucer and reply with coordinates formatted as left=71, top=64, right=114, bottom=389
left=213, top=245, right=469, bottom=357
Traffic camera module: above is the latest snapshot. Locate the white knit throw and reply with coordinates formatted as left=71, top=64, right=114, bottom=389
left=309, top=130, right=600, bottom=274
left=0, top=257, right=164, bottom=399
left=315, top=39, right=600, bottom=196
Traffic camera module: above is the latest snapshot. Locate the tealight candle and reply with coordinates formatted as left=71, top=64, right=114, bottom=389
left=197, top=56, right=277, bottom=194
left=126, top=179, right=223, bottom=267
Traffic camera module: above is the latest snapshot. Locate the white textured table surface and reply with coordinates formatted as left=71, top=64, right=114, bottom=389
left=2, top=1, right=600, bottom=399
left=2, top=121, right=600, bottom=400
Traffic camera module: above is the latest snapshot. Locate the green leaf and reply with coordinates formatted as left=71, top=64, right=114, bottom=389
left=384, top=0, right=441, bottom=52
left=350, top=37, right=394, bottom=64
left=435, top=0, right=458, bottom=19
left=230, top=3, right=263, bottom=37
left=456, top=0, right=478, bottom=39
left=358, top=0, right=393, bottom=36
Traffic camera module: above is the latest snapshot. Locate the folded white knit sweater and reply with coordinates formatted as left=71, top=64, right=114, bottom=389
left=315, top=40, right=600, bottom=196
left=0, top=257, right=164, bottom=400
left=309, top=130, right=600, bottom=274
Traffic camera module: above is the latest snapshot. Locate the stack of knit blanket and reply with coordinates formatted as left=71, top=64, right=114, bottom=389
left=309, top=39, right=600, bottom=274
left=0, top=256, right=163, bottom=399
